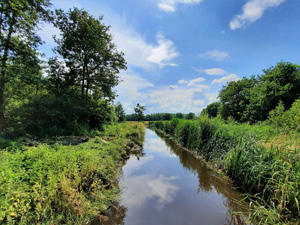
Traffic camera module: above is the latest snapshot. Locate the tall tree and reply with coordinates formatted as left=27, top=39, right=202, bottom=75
left=0, top=0, right=51, bottom=131
left=218, top=76, right=257, bottom=122
left=53, top=8, right=126, bottom=102
left=134, top=103, right=146, bottom=122
left=186, top=112, right=195, bottom=120
left=115, top=102, right=126, bottom=122
left=201, top=102, right=221, bottom=118
left=245, top=62, right=300, bottom=122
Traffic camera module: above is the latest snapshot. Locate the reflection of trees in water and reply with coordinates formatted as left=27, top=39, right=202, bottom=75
left=91, top=204, right=127, bottom=225
left=130, top=148, right=146, bottom=160
left=160, top=133, right=248, bottom=224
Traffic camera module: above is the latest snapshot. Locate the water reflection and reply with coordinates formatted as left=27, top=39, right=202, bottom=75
left=94, top=129, right=248, bottom=225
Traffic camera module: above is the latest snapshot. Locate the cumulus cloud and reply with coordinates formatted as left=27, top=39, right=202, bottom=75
left=158, top=0, right=203, bottom=12
left=178, top=79, right=188, bottom=84
left=196, top=68, right=229, bottom=76
left=212, top=74, right=240, bottom=84
left=230, top=0, right=286, bottom=30
left=168, top=85, right=178, bottom=90
left=199, top=50, right=230, bottom=61
left=187, top=77, right=205, bottom=86
left=148, top=86, right=207, bottom=112
left=115, top=70, right=154, bottom=112
left=100, top=11, right=179, bottom=69
left=196, top=84, right=210, bottom=92
left=147, top=34, right=180, bottom=68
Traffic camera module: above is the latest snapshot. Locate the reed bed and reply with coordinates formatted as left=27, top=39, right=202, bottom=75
left=149, top=117, right=300, bottom=224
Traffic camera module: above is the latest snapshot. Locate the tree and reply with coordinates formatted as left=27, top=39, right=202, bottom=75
left=175, top=113, right=183, bottom=119
left=201, top=102, right=221, bottom=118
left=186, top=112, right=195, bottom=120
left=0, top=0, right=51, bottom=131
left=244, top=62, right=300, bottom=122
left=53, top=8, right=126, bottom=102
left=134, top=103, right=146, bottom=122
left=163, top=113, right=172, bottom=120
left=218, top=76, right=257, bottom=122
left=115, top=102, right=126, bottom=122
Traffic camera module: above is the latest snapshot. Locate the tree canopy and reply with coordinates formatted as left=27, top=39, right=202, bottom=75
left=218, top=62, right=300, bottom=123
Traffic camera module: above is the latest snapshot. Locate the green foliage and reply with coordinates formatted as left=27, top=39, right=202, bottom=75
left=115, top=102, right=126, bottom=122
left=268, top=98, right=300, bottom=133
left=219, top=62, right=300, bottom=123
left=0, top=123, right=145, bottom=224
left=134, top=103, right=146, bottom=122
left=0, top=6, right=126, bottom=137
left=127, top=112, right=191, bottom=121
left=219, top=76, right=257, bottom=122
left=201, top=102, right=221, bottom=118
left=53, top=7, right=126, bottom=101
left=6, top=94, right=116, bottom=137
left=152, top=117, right=300, bottom=223
left=186, top=112, right=195, bottom=120
left=0, top=0, right=52, bottom=131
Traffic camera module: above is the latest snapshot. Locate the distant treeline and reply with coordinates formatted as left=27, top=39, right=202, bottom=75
left=126, top=112, right=195, bottom=121
left=202, top=62, right=300, bottom=124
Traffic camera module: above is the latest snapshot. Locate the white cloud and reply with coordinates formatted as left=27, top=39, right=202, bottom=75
left=158, top=0, right=203, bottom=12
left=148, top=86, right=207, bottom=113
left=196, top=84, right=210, bottom=92
left=196, top=68, right=229, bottom=76
left=102, top=12, right=179, bottom=69
left=187, top=77, right=205, bottom=86
left=205, top=92, right=219, bottom=104
left=115, top=70, right=154, bottom=112
left=178, top=79, right=188, bottom=84
left=147, top=34, right=180, bottom=68
left=199, top=50, right=230, bottom=61
left=212, top=74, right=240, bottom=84
left=123, top=174, right=179, bottom=210
left=169, top=85, right=178, bottom=90
left=230, top=0, right=286, bottom=30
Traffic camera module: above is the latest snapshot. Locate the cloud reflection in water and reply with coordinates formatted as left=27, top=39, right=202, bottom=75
left=122, top=174, right=179, bottom=210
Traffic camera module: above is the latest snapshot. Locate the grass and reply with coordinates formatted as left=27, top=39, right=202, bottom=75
left=149, top=116, right=300, bottom=224
left=0, top=122, right=145, bottom=225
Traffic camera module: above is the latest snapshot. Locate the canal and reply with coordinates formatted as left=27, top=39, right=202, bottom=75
left=95, top=129, right=248, bottom=225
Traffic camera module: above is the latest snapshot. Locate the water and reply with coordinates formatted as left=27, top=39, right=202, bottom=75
left=94, top=129, right=248, bottom=225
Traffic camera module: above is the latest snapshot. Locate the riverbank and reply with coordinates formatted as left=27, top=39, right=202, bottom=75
left=0, top=123, right=145, bottom=224
left=149, top=117, right=300, bottom=224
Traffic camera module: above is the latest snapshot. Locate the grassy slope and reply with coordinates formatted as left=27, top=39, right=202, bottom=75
left=149, top=117, right=300, bottom=224
left=0, top=122, right=145, bottom=224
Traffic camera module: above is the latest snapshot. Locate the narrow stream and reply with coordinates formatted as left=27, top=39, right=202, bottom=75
left=95, top=129, right=248, bottom=225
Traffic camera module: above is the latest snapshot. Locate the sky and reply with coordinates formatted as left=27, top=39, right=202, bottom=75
left=38, top=0, right=300, bottom=114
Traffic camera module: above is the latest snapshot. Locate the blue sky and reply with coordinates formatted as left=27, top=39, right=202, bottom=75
left=38, top=0, right=300, bottom=114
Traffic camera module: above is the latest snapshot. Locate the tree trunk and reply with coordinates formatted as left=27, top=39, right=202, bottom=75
left=0, top=82, right=5, bottom=131
left=85, top=65, right=89, bottom=101
left=0, top=13, right=15, bottom=131
left=81, top=64, right=86, bottom=100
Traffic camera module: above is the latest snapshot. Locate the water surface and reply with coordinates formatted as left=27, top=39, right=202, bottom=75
left=94, top=129, right=248, bottom=225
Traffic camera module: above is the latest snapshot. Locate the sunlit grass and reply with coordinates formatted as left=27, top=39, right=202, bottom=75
left=0, top=123, right=145, bottom=224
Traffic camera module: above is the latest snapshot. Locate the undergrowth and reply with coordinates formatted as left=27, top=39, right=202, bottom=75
left=149, top=117, right=300, bottom=224
left=0, top=123, right=145, bottom=224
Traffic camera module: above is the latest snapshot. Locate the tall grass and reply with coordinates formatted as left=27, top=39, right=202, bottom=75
left=149, top=116, right=300, bottom=224
left=0, top=123, right=145, bottom=224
